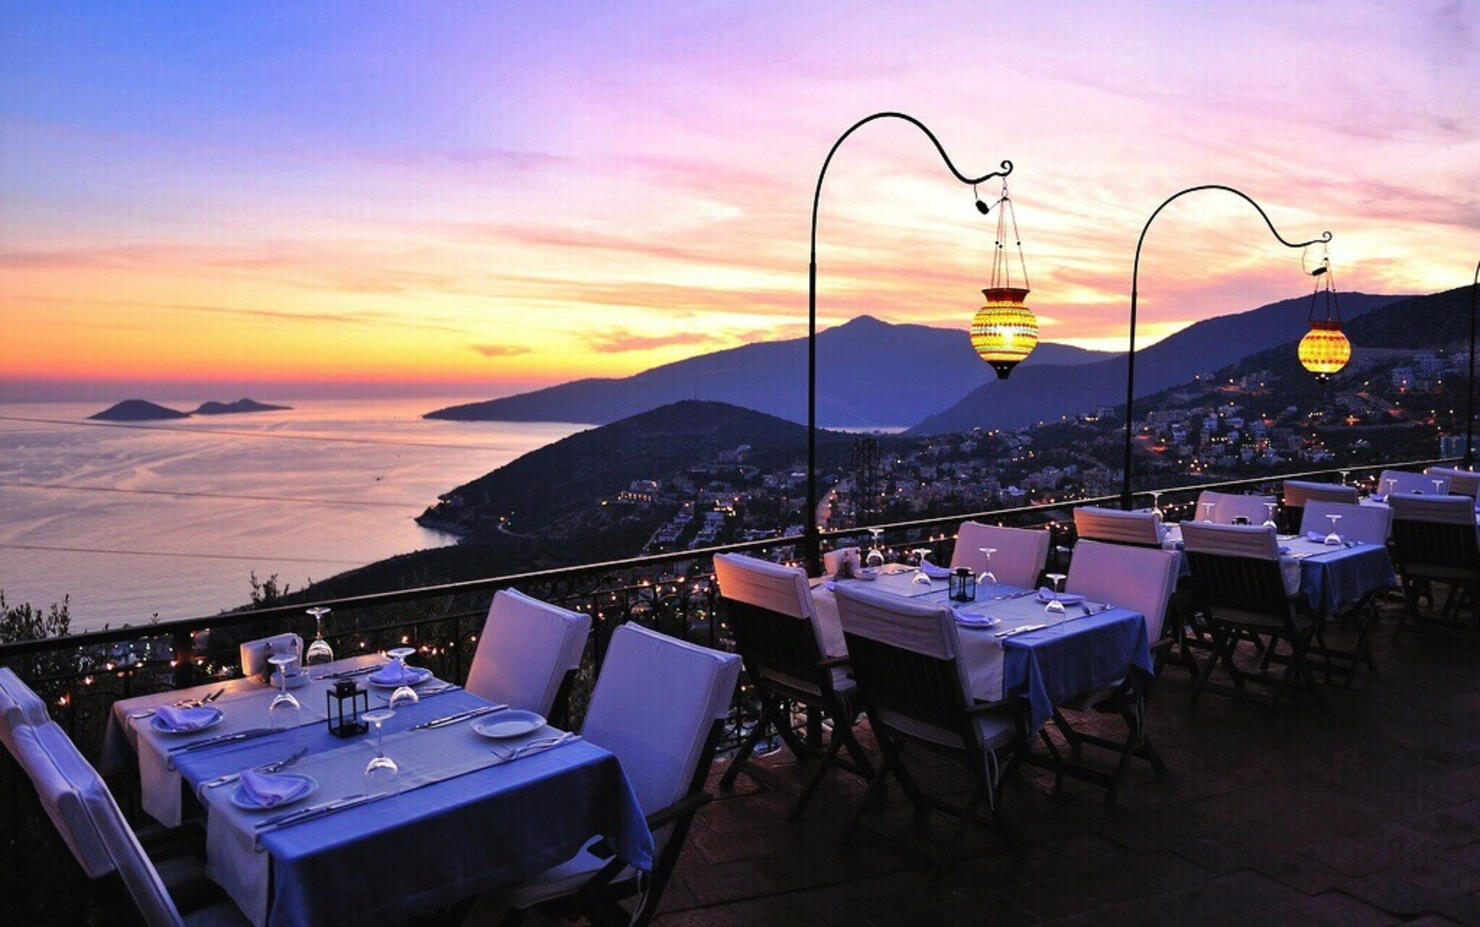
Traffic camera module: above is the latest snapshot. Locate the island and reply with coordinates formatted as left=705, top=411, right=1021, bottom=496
left=88, top=399, right=191, bottom=421
left=192, top=398, right=292, bottom=415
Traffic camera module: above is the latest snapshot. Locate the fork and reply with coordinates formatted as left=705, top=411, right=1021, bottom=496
left=490, top=732, right=579, bottom=763
left=203, top=747, right=309, bottom=789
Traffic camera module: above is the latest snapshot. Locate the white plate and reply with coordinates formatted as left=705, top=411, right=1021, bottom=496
left=149, top=706, right=225, bottom=734
left=365, top=666, right=433, bottom=688
left=229, top=774, right=318, bottom=811
left=471, top=710, right=545, bottom=739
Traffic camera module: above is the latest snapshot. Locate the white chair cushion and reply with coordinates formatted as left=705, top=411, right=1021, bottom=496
left=464, top=588, right=591, bottom=716
left=714, top=552, right=839, bottom=659
left=950, top=522, right=1050, bottom=589
left=10, top=722, right=114, bottom=879
left=0, top=666, right=50, bottom=754
left=874, top=706, right=1017, bottom=753
left=1282, top=480, right=1358, bottom=509
left=509, top=835, right=638, bottom=909
left=1427, top=467, right=1480, bottom=498
left=238, top=633, right=302, bottom=681
left=1066, top=540, right=1179, bottom=641
left=1379, top=469, right=1447, bottom=497
left=1301, top=500, right=1391, bottom=545
left=1073, top=507, right=1165, bottom=547
left=1195, top=490, right=1277, bottom=525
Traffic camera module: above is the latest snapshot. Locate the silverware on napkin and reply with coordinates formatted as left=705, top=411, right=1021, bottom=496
left=203, top=747, right=308, bottom=789
left=490, top=732, right=580, bottom=763
left=312, top=663, right=387, bottom=680
left=994, top=623, right=1047, bottom=639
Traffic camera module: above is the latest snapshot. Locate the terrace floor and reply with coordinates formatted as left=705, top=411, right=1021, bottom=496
left=510, top=596, right=1480, bottom=926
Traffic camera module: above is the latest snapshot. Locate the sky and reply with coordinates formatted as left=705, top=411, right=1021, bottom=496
left=2, top=1, right=1477, bottom=401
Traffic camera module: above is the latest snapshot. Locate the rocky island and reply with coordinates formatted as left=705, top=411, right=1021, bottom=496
left=192, top=398, right=292, bottom=415
left=88, top=399, right=191, bottom=421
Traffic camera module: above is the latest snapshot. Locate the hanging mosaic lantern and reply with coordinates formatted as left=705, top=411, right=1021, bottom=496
left=970, top=182, right=1037, bottom=379
left=1298, top=256, right=1350, bottom=381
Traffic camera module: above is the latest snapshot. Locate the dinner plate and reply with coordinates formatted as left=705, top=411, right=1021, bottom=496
left=365, top=666, right=433, bottom=688
left=471, top=710, right=545, bottom=739
left=149, top=706, right=225, bottom=734
left=229, top=774, right=318, bottom=811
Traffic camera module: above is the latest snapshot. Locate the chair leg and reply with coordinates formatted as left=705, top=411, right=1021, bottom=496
left=1051, top=708, right=1081, bottom=748
left=841, top=747, right=894, bottom=841
left=930, top=784, right=986, bottom=882
left=791, top=727, right=846, bottom=819
left=834, top=709, right=877, bottom=781
left=719, top=699, right=774, bottom=789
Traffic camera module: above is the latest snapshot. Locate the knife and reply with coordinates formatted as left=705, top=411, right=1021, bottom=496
left=995, top=623, right=1047, bottom=639
left=411, top=704, right=504, bottom=731
left=171, top=727, right=275, bottom=753
left=312, top=663, right=387, bottom=680
left=256, top=792, right=368, bottom=829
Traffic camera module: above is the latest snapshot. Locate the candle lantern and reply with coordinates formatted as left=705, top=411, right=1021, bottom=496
left=327, top=679, right=368, bottom=738
left=970, top=181, right=1038, bottom=378
left=949, top=567, right=977, bottom=602
left=1298, top=255, right=1351, bottom=380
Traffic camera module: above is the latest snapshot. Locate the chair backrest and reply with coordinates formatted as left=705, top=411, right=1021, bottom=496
left=1180, top=522, right=1291, bottom=617
left=713, top=553, right=828, bottom=688
left=12, top=722, right=186, bottom=926
left=464, top=588, right=592, bottom=717
left=1282, top=480, right=1358, bottom=509
left=0, top=666, right=51, bottom=753
left=239, top=632, right=302, bottom=680
left=580, top=625, right=739, bottom=829
left=1065, top=540, right=1179, bottom=641
left=1194, top=490, right=1277, bottom=525
left=1072, top=506, right=1165, bottom=548
left=822, top=547, right=860, bottom=577
left=1378, top=469, right=1446, bottom=498
left=1301, top=500, right=1391, bottom=546
left=833, top=584, right=969, bottom=738
left=8, top=722, right=114, bottom=880
left=1388, top=494, right=1480, bottom=574
left=1426, top=466, right=1480, bottom=498
left=950, top=522, right=1050, bottom=588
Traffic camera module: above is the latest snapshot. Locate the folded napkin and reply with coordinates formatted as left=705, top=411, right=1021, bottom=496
left=238, top=770, right=310, bottom=808
left=154, top=705, right=219, bottom=732
left=1037, top=588, right=1085, bottom=605
left=1305, top=530, right=1325, bottom=542
left=919, top=560, right=952, bottom=579
left=369, top=661, right=421, bottom=685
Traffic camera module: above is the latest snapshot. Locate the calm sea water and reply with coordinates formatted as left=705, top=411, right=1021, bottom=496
left=0, top=399, right=582, bottom=632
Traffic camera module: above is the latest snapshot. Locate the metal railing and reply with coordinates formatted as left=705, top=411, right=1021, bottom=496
left=0, top=456, right=1458, bottom=767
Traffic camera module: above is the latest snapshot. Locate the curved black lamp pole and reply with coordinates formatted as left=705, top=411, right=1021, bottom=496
left=807, top=112, right=1012, bottom=572
left=1466, top=258, right=1480, bottom=469
left=1120, top=185, right=1332, bottom=510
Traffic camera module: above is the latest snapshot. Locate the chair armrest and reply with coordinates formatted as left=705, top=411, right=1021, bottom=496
left=1149, top=638, right=1174, bottom=654
left=817, top=655, right=851, bottom=669
left=963, top=699, right=1013, bottom=718
left=646, top=790, right=712, bottom=832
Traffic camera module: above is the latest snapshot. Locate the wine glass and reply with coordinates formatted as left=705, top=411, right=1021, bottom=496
left=1433, top=479, right=1446, bottom=494
left=304, top=607, right=334, bottom=666
left=386, top=646, right=416, bottom=683
left=267, top=653, right=301, bottom=730
left=387, top=684, right=420, bottom=711
left=1262, top=502, right=1278, bottom=529
left=1043, top=572, right=1068, bottom=616
left=864, top=528, right=886, bottom=569
left=1383, top=478, right=1397, bottom=500
left=1150, top=491, right=1163, bottom=520
left=910, top=548, right=934, bottom=585
left=1199, top=501, right=1216, bottom=522
left=976, top=547, right=998, bottom=588
left=1339, top=469, right=1351, bottom=486
left=362, top=708, right=398, bottom=795
left=1324, top=513, right=1343, bottom=546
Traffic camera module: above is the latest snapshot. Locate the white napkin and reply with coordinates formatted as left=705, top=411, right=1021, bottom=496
left=1037, top=587, right=1085, bottom=605
left=1305, top=530, right=1325, bottom=542
left=153, top=705, right=219, bottom=731
left=920, top=560, right=952, bottom=579
left=369, top=661, right=420, bottom=685
left=237, top=770, right=310, bottom=808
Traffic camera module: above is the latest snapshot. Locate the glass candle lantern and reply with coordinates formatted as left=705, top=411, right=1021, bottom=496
left=949, top=567, right=977, bottom=603
left=327, top=679, right=368, bottom=738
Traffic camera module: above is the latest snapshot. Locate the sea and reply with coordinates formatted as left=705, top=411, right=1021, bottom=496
left=0, top=399, right=583, bottom=632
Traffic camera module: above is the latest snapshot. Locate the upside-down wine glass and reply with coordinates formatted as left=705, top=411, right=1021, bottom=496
left=304, top=607, right=334, bottom=666
left=267, top=653, right=301, bottom=730
left=1150, top=491, right=1163, bottom=520
left=1433, top=479, right=1447, bottom=494
left=1340, top=469, right=1351, bottom=486
left=1383, top=478, right=1397, bottom=500
left=386, top=646, right=416, bottom=681
left=1043, top=572, right=1068, bottom=616
left=1199, top=501, right=1216, bottom=522
left=1262, top=502, right=1279, bottom=529
left=976, top=547, right=998, bottom=589
left=362, top=708, right=398, bottom=794
left=864, top=528, right=886, bottom=569
left=1324, top=513, right=1343, bottom=546
left=387, top=684, right=420, bottom=711
left=911, top=548, right=934, bottom=585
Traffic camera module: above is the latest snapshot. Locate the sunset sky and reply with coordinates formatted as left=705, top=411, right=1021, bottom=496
left=2, top=1, right=1477, bottom=400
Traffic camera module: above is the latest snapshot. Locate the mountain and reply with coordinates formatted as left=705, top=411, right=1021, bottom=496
left=89, top=399, right=190, bottom=421
left=426, top=316, right=1111, bottom=428
left=192, top=398, right=292, bottom=415
left=905, top=292, right=1404, bottom=435
left=417, top=399, right=864, bottom=539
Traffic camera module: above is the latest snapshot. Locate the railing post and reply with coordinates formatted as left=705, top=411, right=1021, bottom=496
left=171, top=627, right=194, bottom=689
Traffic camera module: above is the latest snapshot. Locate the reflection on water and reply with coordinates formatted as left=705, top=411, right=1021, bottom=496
left=0, top=398, right=581, bottom=631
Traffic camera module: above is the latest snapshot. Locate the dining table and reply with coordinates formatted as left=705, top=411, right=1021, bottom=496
left=103, top=655, right=653, bottom=927
left=811, top=565, right=1154, bottom=732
